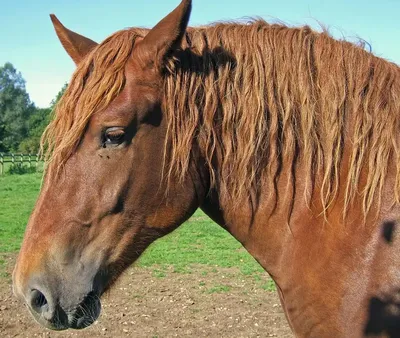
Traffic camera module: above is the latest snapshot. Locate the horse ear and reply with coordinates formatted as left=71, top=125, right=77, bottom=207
left=137, top=0, right=192, bottom=69
left=50, top=14, right=98, bottom=65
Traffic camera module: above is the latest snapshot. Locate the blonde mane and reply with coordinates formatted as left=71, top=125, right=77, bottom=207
left=42, top=20, right=400, bottom=219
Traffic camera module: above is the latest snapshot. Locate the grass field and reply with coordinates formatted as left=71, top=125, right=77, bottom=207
left=0, top=173, right=273, bottom=291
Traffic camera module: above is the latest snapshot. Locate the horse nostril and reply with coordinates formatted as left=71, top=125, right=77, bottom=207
left=27, top=288, right=69, bottom=329
left=30, top=289, right=48, bottom=313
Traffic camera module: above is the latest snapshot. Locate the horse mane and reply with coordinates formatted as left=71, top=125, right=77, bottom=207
left=42, top=19, right=400, bottom=219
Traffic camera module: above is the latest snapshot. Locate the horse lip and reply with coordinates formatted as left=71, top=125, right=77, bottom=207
left=68, top=292, right=102, bottom=330
left=30, top=310, right=70, bottom=331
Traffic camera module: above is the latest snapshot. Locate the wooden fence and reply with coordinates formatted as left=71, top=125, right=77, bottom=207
left=0, top=153, right=43, bottom=175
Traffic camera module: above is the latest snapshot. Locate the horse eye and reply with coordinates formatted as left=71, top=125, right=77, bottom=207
left=102, top=127, right=126, bottom=147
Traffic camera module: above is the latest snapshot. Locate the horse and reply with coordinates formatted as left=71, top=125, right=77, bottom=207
left=12, top=0, right=400, bottom=336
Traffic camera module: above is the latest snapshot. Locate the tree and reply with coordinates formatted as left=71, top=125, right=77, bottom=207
left=18, top=83, right=68, bottom=153
left=18, top=107, right=51, bottom=153
left=0, top=63, right=69, bottom=153
left=0, top=62, right=34, bottom=152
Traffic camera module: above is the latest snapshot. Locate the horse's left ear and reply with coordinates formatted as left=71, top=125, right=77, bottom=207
left=137, top=0, right=192, bottom=69
left=50, top=14, right=98, bottom=65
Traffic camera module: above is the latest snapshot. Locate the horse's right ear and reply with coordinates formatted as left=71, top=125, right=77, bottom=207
left=136, top=0, right=192, bottom=70
left=50, top=15, right=98, bottom=65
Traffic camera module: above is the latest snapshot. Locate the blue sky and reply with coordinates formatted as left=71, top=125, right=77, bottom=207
left=1, top=0, right=399, bottom=107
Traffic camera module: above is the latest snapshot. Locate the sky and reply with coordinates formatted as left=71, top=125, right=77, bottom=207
left=1, top=0, right=399, bottom=108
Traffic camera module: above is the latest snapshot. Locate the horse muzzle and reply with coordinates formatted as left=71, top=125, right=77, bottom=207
left=18, top=284, right=102, bottom=330
left=12, top=261, right=103, bottom=330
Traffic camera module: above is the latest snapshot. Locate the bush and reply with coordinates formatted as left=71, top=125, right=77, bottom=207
left=6, top=163, right=37, bottom=175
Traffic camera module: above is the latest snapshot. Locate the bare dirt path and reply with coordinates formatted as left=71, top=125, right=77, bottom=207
left=0, top=255, right=293, bottom=337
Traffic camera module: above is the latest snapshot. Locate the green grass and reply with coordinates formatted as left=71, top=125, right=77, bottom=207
left=261, top=279, right=276, bottom=292
left=1, top=161, right=44, bottom=175
left=0, top=173, right=43, bottom=253
left=0, top=173, right=275, bottom=291
left=206, top=284, right=232, bottom=294
left=136, top=212, right=264, bottom=277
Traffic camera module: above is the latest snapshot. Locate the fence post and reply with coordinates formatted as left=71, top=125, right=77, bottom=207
left=0, top=152, right=43, bottom=174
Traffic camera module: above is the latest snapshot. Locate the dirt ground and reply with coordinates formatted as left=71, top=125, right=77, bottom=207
left=0, top=255, right=293, bottom=338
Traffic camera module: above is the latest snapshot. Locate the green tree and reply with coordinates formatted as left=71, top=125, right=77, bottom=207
left=0, top=62, right=34, bottom=152
left=18, top=82, right=68, bottom=153
left=18, top=107, right=51, bottom=153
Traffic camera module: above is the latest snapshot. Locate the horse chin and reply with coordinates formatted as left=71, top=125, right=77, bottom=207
left=33, top=317, right=69, bottom=331
left=30, top=311, right=69, bottom=331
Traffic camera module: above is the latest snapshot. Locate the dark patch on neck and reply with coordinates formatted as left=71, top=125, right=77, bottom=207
left=365, top=292, right=400, bottom=337
left=382, top=221, right=396, bottom=244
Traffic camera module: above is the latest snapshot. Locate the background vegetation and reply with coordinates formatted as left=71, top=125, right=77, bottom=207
left=0, top=62, right=66, bottom=153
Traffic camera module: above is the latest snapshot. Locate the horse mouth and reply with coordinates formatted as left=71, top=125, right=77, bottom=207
left=29, top=291, right=102, bottom=330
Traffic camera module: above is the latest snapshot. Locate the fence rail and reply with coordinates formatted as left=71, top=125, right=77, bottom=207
left=0, top=153, right=43, bottom=175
